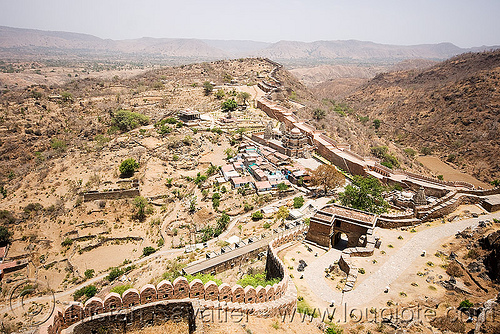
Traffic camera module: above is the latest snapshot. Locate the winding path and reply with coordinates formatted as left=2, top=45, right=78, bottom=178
left=303, top=212, right=500, bottom=308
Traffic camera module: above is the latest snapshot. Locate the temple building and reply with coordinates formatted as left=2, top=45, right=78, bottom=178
left=252, top=121, right=314, bottom=159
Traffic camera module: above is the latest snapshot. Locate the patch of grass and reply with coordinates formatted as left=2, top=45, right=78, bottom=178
left=326, top=324, right=344, bottom=334
left=184, top=273, right=222, bottom=285
left=111, top=284, right=132, bottom=296
left=50, top=138, right=67, bottom=151
left=388, top=244, right=394, bottom=248
left=428, top=285, right=437, bottom=291
left=237, top=273, right=279, bottom=288
left=74, top=285, right=97, bottom=301
left=297, top=297, right=319, bottom=318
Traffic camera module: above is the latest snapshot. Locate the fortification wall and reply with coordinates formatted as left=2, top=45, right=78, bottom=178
left=40, top=227, right=307, bottom=334
left=255, top=94, right=479, bottom=194
left=83, top=189, right=140, bottom=202
left=63, top=301, right=197, bottom=334
left=197, top=243, right=269, bottom=275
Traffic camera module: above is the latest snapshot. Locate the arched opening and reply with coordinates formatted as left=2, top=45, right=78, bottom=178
left=331, top=232, right=348, bottom=250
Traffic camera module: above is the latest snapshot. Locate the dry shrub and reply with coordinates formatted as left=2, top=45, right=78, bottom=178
left=430, top=315, right=465, bottom=333
left=446, top=262, right=464, bottom=277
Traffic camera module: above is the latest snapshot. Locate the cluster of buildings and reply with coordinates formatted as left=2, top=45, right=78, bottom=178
left=216, top=143, right=300, bottom=194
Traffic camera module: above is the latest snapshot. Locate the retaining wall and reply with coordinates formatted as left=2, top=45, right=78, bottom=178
left=83, top=189, right=140, bottom=202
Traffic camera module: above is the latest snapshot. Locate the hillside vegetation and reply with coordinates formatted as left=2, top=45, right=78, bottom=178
left=343, top=50, right=500, bottom=182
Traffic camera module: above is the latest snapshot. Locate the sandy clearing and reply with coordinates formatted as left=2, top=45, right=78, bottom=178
left=417, top=156, right=491, bottom=189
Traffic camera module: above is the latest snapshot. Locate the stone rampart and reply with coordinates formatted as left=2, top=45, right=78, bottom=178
left=40, top=226, right=306, bottom=334
left=255, top=93, right=479, bottom=194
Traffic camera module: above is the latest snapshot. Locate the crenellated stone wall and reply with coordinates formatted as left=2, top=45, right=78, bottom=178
left=40, top=227, right=307, bottom=334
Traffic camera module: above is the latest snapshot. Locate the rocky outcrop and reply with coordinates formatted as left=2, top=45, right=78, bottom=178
left=481, top=230, right=500, bottom=282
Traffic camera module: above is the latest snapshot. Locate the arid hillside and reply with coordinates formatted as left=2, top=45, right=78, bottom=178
left=343, top=50, right=500, bottom=182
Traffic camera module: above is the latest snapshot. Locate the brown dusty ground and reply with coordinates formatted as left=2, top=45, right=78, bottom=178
left=126, top=320, right=190, bottom=334
left=418, top=155, right=492, bottom=189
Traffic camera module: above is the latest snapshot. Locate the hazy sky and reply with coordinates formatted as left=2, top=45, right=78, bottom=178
left=1, top=0, right=499, bottom=47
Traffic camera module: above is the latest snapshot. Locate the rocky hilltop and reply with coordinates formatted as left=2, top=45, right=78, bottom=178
left=343, top=50, right=500, bottom=183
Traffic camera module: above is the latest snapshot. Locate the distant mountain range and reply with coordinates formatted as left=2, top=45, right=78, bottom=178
left=0, top=26, right=498, bottom=64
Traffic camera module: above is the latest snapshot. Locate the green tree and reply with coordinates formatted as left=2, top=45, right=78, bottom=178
left=235, top=127, right=246, bottom=140
left=275, top=206, right=289, bottom=224
left=0, top=226, right=12, bottom=246
left=313, top=108, right=326, bottom=120
left=119, top=158, right=139, bottom=177
left=277, top=182, right=288, bottom=197
left=203, top=81, right=214, bottom=96
left=73, top=285, right=97, bottom=301
left=293, top=196, right=305, bottom=209
left=221, top=98, right=238, bottom=112
left=339, top=176, right=388, bottom=214
left=61, top=237, right=73, bottom=247
left=206, top=164, right=219, bottom=176
left=212, top=192, right=221, bottom=210
left=237, top=273, right=279, bottom=288
left=224, top=147, right=236, bottom=159
left=238, top=91, right=251, bottom=105
left=134, top=196, right=148, bottom=219
left=215, top=89, right=225, bottom=100
left=491, top=180, right=500, bottom=187
left=111, top=284, right=133, bottom=296
left=106, top=267, right=125, bottom=281
left=143, top=246, right=157, bottom=257
left=251, top=211, right=263, bottom=220
left=421, top=147, right=432, bottom=155
left=373, top=119, right=381, bottom=129
left=112, top=110, right=149, bottom=132
left=84, top=269, right=95, bottom=279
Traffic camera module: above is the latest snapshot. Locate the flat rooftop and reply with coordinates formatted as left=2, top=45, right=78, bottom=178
left=320, top=205, right=376, bottom=224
